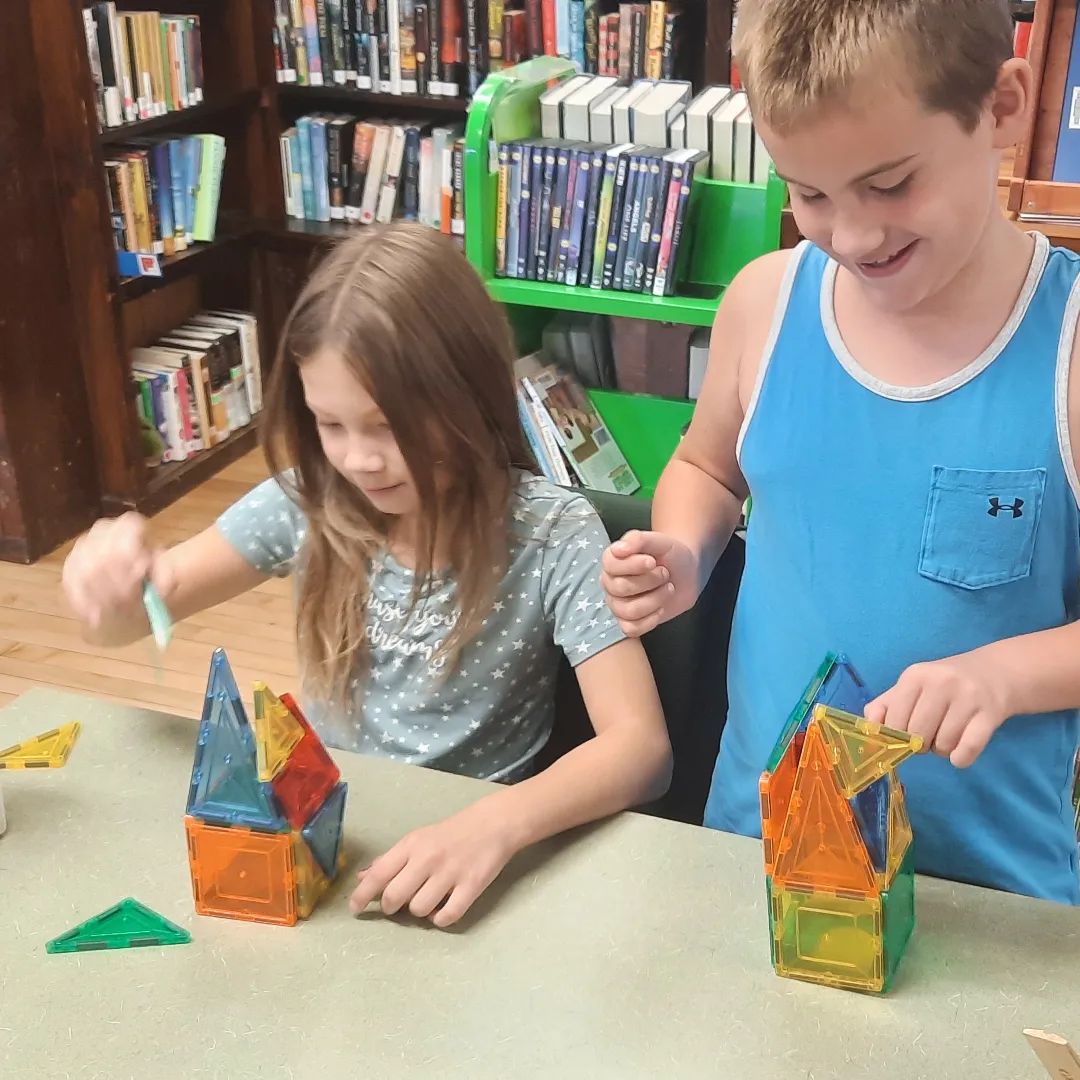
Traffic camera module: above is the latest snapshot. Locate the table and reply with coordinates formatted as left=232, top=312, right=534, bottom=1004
left=1, top=688, right=1078, bottom=1079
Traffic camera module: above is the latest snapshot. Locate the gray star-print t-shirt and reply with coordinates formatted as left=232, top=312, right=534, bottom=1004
left=216, top=470, right=625, bottom=781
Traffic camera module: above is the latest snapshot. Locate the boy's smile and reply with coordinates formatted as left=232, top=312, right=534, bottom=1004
left=759, top=62, right=1027, bottom=316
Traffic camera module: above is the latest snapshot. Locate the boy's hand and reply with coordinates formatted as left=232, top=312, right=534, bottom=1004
left=864, top=652, right=1011, bottom=768
left=348, top=801, right=519, bottom=928
left=601, top=530, right=698, bottom=636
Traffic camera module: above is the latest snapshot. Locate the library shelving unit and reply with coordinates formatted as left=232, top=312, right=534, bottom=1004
left=462, top=56, right=785, bottom=495
left=2, top=1, right=736, bottom=562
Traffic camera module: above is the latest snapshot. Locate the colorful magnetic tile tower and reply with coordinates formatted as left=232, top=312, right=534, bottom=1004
left=760, top=653, right=924, bottom=994
left=184, top=648, right=347, bottom=927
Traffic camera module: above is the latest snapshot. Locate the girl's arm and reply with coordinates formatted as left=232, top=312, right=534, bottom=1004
left=484, top=638, right=672, bottom=844
left=62, top=513, right=270, bottom=647
left=349, top=638, right=671, bottom=928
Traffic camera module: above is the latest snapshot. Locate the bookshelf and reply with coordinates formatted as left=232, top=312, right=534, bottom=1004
left=2, top=0, right=741, bottom=562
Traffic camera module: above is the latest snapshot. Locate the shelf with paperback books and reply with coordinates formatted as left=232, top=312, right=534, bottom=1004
left=82, top=4, right=208, bottom=133
left=275, top=112, right=468, bottom=239
left=269, top=1, right=705, bottom=104
left=464, top=58, right=785, bottom=326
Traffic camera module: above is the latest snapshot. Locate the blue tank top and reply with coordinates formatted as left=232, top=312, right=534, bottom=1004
left=705, top=234, right=1080, bottom=905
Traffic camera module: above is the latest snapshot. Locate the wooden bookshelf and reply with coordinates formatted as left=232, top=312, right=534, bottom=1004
left=97, top=89, right=261, bottom=145
left=1, top=1, right=739, bottom=562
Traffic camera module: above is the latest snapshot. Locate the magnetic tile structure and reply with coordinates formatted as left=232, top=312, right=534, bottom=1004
left=760, top=653, right=923, bottom=993
left=184, top=649, right=347, bottom=926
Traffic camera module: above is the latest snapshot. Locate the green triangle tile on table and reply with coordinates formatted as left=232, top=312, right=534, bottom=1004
left=46, top=898, right=191, bottom=954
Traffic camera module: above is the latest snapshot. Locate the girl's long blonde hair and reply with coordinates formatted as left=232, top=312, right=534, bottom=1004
left=262, top=223, right=535, bottom=703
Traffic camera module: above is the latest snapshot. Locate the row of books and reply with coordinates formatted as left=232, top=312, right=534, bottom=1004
left=272, top=0, right=471, bottom=96
left=82, top=4, right=204, bottom=130
left=541, top=76, right=771, bottom=184
left=104, top=135, right=226, bottom=260
left=491, top=0, right=683, bottom=78
left=540, top=310, right=710, bottom=400
left=514, top=353, right=639, bottom=495
left=270, top=0, right=691, bottom=99
left=281, top=115, right=467, bottom=234
left=494, top=137, right=706, bottom=295
left=132, top=310, right=263, bottom=466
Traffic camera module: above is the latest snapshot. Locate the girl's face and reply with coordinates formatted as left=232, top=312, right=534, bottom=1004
left=300, top=348, right=420, bottom=518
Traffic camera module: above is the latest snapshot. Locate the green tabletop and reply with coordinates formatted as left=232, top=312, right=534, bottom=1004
left=0, top=688, right=1076, bottom=1079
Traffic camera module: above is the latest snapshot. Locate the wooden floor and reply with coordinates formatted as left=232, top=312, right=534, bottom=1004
left=0, top=451, right=295, bottom=719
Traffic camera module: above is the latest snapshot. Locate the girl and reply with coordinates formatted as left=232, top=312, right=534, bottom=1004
left=62, top=223, right=671, bottom=928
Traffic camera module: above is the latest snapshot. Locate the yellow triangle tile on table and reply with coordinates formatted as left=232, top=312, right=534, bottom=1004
left=0, top=720, right=81, bottom=769
left=814, top=705, right=924, bottom=797
left=253, top=681, right=305, bottom=782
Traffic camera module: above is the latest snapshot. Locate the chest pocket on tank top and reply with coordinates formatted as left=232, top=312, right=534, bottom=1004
left=918, top=466, right=1046, bottom=590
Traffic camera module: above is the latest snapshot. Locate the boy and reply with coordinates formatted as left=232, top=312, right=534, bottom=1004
left=602, top=0, right=1080, bottom=905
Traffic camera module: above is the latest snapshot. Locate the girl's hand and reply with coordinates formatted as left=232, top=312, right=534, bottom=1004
left=864, top=651, right=1011, bottom=768
left=348, top=801, right=520, bottom=928
left=600, top=530, right=699, bottom=636
left=61, top=513, right=175, bottom=641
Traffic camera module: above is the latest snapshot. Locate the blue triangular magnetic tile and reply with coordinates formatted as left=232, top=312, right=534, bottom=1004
left=850, top=773, right=889, bottom=873
left=205, top=648, right=244, bottom=715
left=187, top=691, right=286, bottom=831
left=302, top=782, right=347, bottom=878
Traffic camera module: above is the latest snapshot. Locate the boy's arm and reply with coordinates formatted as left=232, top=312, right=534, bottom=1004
left=602, top=250, right=794, bottom=633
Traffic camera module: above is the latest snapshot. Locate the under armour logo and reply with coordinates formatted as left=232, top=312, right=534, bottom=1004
left=988, top=497, right=1024, bottom=519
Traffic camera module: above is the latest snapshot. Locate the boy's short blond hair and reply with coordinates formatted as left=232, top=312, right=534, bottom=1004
left=733, top=0, right=1014, bottom=133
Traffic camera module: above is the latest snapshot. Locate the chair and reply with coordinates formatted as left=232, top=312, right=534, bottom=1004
left=540, top=490, right=745, bottom=826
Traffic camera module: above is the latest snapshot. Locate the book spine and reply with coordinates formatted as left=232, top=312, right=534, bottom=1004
left=542, top=0, right=557, bottom=55
left=576, top=147, right=604, bottom=286
left=104, top=163, right=127, bottom=250
left=312, top=120, right=332, bottom=222
left=327, top=121, right=348, bottom=218
left=192, top=135, right=226, bottom=243
left=488, top=0, right=504, bottom=68
left=641, top=157, right=672, bottom=293
left=547, top=144, right=573, bottom=283
left=495, top=143, right=510, bottom=276
left=291, top=0, right=310, bottom=83
left=612, top=154, right=642, bottom=290
left=589, top=151, right=619, bottom=287
left=661, top=10, right=678, bottom=79
left=387, top=0, right=402, bottom=93
left=555, top=0, right=570, bottom=57
left=451, top=137, right=465, bottom=235
left=189, top=15, right=204, bottom=101
left=617, top=5, right=631, bottom=81
left=568, top=0, right=584, bottom=68
left=297, top=116, right=317, bottom=219
left=663, top=166, right=694, bottom=295
left=440, top=0, right=463, bottom=95
left=630, top=5, right=645, bottom=78
left=562, top=147, right=590, bottom=285
left=503, top=10, right=525, bottom=64
left=583, top=0, right=599, bottom=74
left=601, top=151, right=632, bottom=289
left=427, top=0, right=441, bottom=90
left=525, top=0, right=543, bottom=59
left=414, top=3, right=430, bottom=94
left=342, top=0, right=358, bottom=81
left=402, top=126, right=421, bottom=220
left=346, top=123, right=373, bottom=219
left=353, top=0, right=369, bottom=85
left=151, top=141, right=175, bottom=257
left=535, top=143, right=557, bottom=281
left=302, top=0, right=324, bottom=83
left=399, top=0, right=418, bottom=92
left=327, top=0, right=347, bottom=82
left=506, top=143, right=523, bottom=278
left=519, top=143, right=538, bottom=278
left=625, top=156, right=657, bottom=291
left=463, top=0, right=485, bottom=96
left=652, top=159, right=683, bottom=296
left=166, top=139, right=187, bottom=249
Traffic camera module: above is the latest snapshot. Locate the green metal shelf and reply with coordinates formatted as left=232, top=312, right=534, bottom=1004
left=464, top=58, right=786, bottom=326
left=486, top=277, right=721, bottom=327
